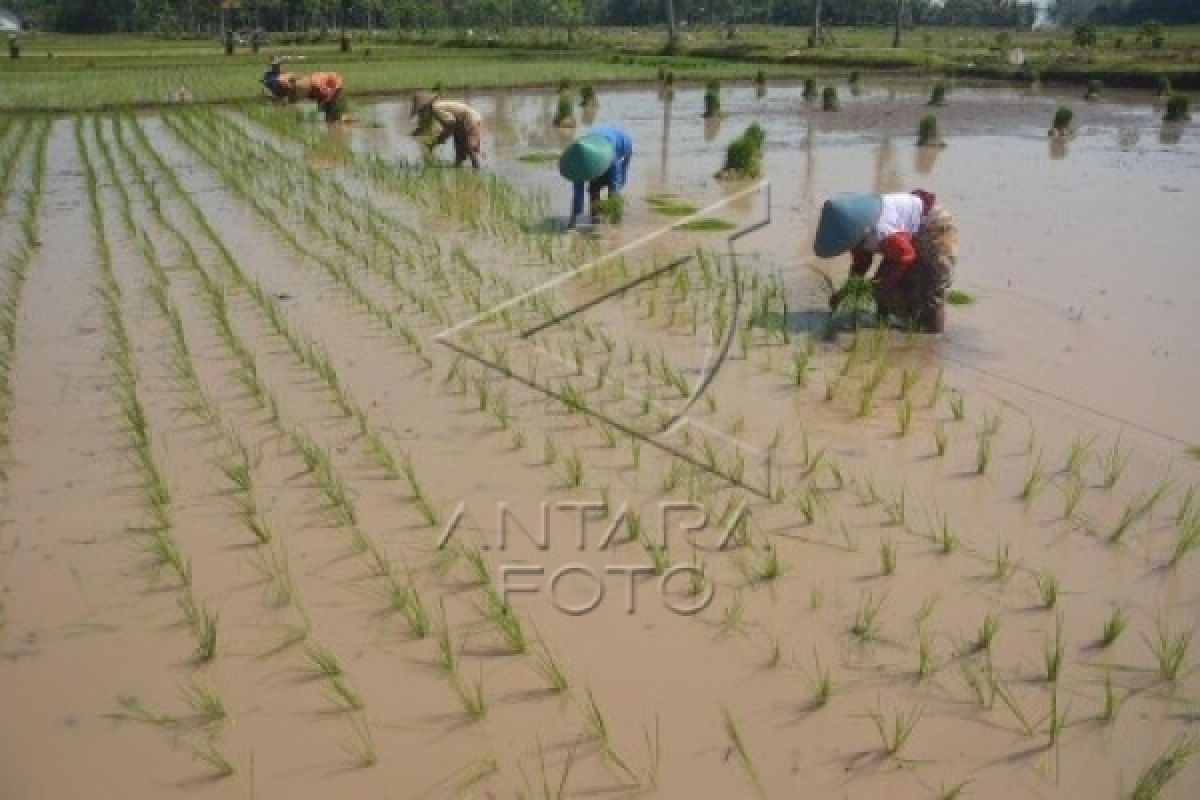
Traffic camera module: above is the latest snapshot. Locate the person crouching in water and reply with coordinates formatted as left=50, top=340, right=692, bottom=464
left=261, top=57, right=294, bottom=99
left=558, top=126, right=633, bottom=229
left=411, top=92, right=483, bottom=169
left=814, top=189, right=958, bottom=333
left=294, top=72, right=346, bottom=123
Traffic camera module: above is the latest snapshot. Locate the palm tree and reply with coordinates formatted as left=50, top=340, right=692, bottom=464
left=664, top=0, right=678, bottom=53
left=810, top=0, right=822, bottom=48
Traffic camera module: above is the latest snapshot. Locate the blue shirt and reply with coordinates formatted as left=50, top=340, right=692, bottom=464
left=572, top=126, right=634, bottom=217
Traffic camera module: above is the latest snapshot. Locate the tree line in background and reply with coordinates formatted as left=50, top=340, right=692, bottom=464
left=1, top=0, right=1193, bottom=36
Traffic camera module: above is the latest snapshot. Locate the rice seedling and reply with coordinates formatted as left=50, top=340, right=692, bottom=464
left=562, top=450, right=585, bottom=488
left=948, top=392, right=965, bottom=421
left=754, top=545, right=783, bottom=583
left=993, top=543, right=1016, bottom=582
left=303, top=644, right=343, bottom=679
left=897, top=398, right=913, bottom=437
left=929, top=80, right=948, bottom=106
left=917, top=115, right=944, bottom=147
left=868, top=703, right=922, bottom=756
left=111, top=693, right=176, bottom=728
left=1170, top=513, right=1200, bottom=568
left=181, top=681, right=227, bottom=726
left=434, top=612, right=461, bottom=677
left=531, top=635, right=571, bottom=694
left=519, top=739, right=576, bottom=800
left=880, top=539, right=898, bottom=576
left=927, top=367, right=945, bottom=408
left=1101, top=669, right=1123, bottom=723
left=916, top=629, right=937, bottom=680
left=975, top=431, right=994, bottom=475
left=187, top=739, right=235, bottom=778
left=975, top=612, right=999, bottom=652
left=342, top=714, right=378, bottom=768
left=1165, top=94, right=1192, bottom=123
left=580, top=689, right=635, bottom=779
left=1035, top=572, right=1059, bottom=609
left=720, top=591, right=745, bottom=636
left=1064, top=435, right=1095, bottom=476
left=478, top=586, right=527, bottom=654
left=641, top=534, right=671, bottom=576
left=720, top=706, right=767, bottom=798
left=1144, top=618, right=1192, bottom=682
left=792, top=350, right=810, bottom=387
left=328, top=676, right=366, bottom=712
left=1051, top=106, right=1074, bottom=135
left=933, top=423, right=948, bottom=457
left=1020, top=450, right=1048, bottom=506
left=401, top=585, right=431, bottom=639
left=1043, top=614, right=1065, bottom=683
left=1177, top=486, right=1197, bottom=524
left=1100, top=607, right=1128, bottom=648
left=933, top=513, right=958, bottom=555
left=451, top=669, right=488, bottom=721
left=1099, top=437, right=1132, bottom=489
left=850, top=591, right=886, bottom=642
left=703, top=79, right=722, bottom=118
left=1062, top=476, right=1086, bottom=520
left=1111, top=494, right=1150, bottom=542
left=1130, top=735, right=1197, bottom=800
left=822, top=86, right=840, bottom=111
left=884, top=491, right=907, bottom=526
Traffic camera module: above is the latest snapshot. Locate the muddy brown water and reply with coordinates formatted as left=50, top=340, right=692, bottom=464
left=0, top=83, right=1197, bottom=800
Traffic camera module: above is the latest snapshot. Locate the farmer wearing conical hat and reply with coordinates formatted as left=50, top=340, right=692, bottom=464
left=814, top=189, right=957, bottom=333
left=412, top=92, right=484, bottom=169
left=559, top=126, right=633, bottom=229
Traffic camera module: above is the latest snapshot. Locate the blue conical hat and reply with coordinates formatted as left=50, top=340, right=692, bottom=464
left=559, top=134, right=616, bottom=183
left=813, top=194, right=883, bottom=258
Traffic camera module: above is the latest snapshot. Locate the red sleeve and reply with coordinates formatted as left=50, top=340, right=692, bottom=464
left=879, top=233, right=918, bottom=270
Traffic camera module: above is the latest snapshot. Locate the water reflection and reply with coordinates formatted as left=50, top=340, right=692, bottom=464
left=1116, top=126, right=1140, bottom=150
left=874, top=135, right=902, bottom=193
left=1160, top=123, right=1185, bottom=146
left=1048, top=136, right=1069, bottom=160
left=660, top=95, right=674, bottom=185
left=915, top=142, right=942, bottom=175
left=704, top=115, right=722, bottom=143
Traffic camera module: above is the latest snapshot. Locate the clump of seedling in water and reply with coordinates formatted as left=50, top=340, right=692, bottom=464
left=822, top=86, right=840, bottom=111
left=579, top=85, right=597, bottom=108
left=720, top=706, right=767, bottom=798
left=917, top=115, right=945, bottom=147
left=1130, top=736, right=1198, bottom=800
left=703, top=79, right=722, bottom=118
left=1084, top=79, right=1103, bottom=101
left=717, top=123, right=765, bottom=180
left=1050, top=106, right=1074, bottom=136
left=868, top=703, right=922, bottom=757
left=1165, top=94, right=1191, bottom=122
left=553, top=92, right=576, bottom=128
left=803, top=78, right=818, bottom=100
left=1144, top=618, right=1191, bottom=683
left=929, top=80, right=948, bottom=106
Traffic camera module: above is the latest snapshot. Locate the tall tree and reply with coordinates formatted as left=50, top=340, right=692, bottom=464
left=810, top=0, right=822, bottom=47
left=893, top=0, right=905, bottom=48
left=663, top=0, right=678, bottom=53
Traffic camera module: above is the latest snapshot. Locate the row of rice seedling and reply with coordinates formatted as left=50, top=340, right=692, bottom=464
left=77, top=117, right=240, bottom=778
left=0, top=118, right=49, bottom=477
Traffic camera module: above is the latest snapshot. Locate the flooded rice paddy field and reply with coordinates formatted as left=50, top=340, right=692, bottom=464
left=0, top=81, right=1197, bottom=799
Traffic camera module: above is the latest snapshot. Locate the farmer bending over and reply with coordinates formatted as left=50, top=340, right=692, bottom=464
left=294, top=72, right=346, bottom=123
left=412, top=92, right=483, bottom=169
left=261, top=57, right=294, bottom=99
left=559, top=126, right=633, bottom=229
left=815, top=189, right=958, bottom=333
